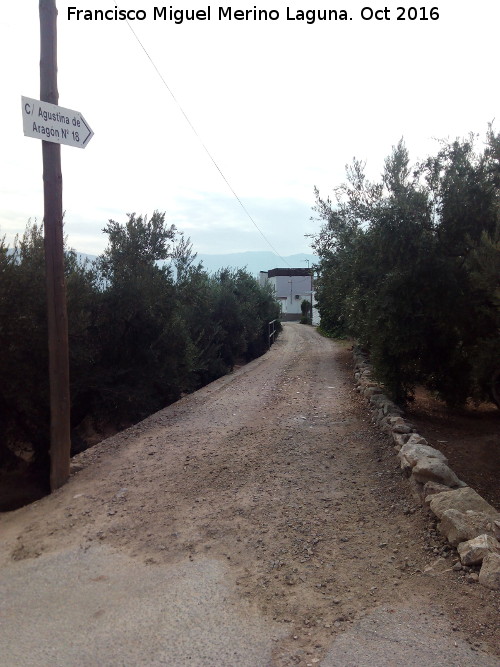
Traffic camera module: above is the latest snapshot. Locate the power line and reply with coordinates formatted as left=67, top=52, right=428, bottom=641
left=123, top=19, right=292, bottom=267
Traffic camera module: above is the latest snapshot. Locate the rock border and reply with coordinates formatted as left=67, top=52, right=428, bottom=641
left=352, top=347, right=500, bottom=591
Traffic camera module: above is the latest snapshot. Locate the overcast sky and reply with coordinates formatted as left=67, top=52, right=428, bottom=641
left=1, top=1, right=498, bottom=257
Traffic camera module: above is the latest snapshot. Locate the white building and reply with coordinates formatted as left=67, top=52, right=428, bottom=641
left=259, top=268, right=318, bottom=323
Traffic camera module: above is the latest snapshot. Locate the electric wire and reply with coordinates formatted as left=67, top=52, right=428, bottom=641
left=123, top=19, right=292, bottom=267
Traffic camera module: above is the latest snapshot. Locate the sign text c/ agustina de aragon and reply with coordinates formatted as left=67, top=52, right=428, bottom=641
left=21, top=96, right=94, bottom=148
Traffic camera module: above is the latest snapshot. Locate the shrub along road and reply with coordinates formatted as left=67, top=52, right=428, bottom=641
left=1, top=323, right=499, bottom=666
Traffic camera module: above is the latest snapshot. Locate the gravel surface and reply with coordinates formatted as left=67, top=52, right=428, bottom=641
left=1, top=323, right=499, bottom=666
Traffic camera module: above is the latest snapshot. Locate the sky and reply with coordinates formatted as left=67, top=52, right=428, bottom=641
left=1, top=1, right=498, bottom=257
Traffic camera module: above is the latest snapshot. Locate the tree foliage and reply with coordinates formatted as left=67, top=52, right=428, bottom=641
left=0, top=213, right=281, bottom=477
left=312, top=132, right=500, bottom=406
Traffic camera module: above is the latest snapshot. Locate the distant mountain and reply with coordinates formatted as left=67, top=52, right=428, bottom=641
left=196, top=251, right=318, bottom=276
left=74, top=250, right=318, bottom=278
left=76, top=252, right=97, bottom=264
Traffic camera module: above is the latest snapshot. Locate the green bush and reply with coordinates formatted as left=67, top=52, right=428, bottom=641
left=0, top=213, right=281, bottom=478
left=312, top=132, right=500, bottom=406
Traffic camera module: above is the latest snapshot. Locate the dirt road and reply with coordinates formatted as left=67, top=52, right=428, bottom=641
left=1, top=323, right=499, bottom=666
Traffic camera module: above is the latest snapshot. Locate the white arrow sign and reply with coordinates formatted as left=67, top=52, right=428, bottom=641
left=22, top=96, right=94, bottom=149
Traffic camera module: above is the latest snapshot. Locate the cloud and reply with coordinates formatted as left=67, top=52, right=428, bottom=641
left=2, top=1, right=499, bottom=257
left=166, top=194, right=315, bottom=255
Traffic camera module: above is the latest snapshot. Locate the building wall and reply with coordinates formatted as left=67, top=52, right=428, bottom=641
left=260, top=270, right=314, bottom=320
left=272, top=275, right=312, bottom=315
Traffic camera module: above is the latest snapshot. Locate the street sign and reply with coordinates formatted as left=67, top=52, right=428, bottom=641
left=21, top=96, right=93, bottom=148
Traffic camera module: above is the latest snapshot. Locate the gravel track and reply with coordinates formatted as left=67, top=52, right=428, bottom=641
left=1, top=323, right=499, bottom=666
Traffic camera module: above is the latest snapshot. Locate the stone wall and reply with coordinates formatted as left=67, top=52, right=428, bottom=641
left=352, top=347, right=500, bottom=591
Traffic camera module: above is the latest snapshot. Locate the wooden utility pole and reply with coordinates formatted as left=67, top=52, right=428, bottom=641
left=39, top=0, right=71, bottom=490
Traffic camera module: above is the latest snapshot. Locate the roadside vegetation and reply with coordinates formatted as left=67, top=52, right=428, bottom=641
left=312, top=129, right=500, bottom=407
left=0, top=212, right=280, bottom=481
